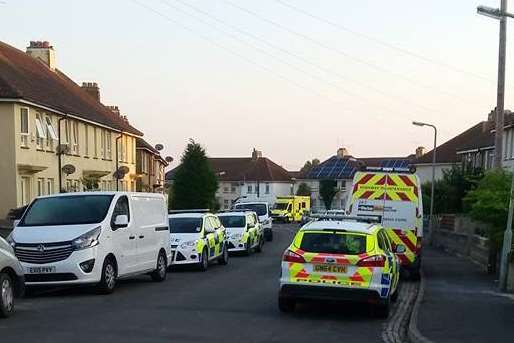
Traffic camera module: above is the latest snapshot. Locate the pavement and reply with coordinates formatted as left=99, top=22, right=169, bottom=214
left=0, top=224, right=417, bottom=343
left=417, top=247, right=514, bottom=343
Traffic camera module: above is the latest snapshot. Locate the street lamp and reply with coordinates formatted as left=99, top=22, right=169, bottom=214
left=412, top=121, right=437, bottom=236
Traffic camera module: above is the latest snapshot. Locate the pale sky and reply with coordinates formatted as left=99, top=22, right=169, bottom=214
left=1, top=0, right=513, bottom=170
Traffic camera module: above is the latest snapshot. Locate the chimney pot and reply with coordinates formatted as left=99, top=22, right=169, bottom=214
left=337, top=147, right=349, bottom=159
left=415, top=146, right=425, bottom=158
left=26, top=40, right=56, bottom=70
left=251, top=148, right=263, bottom=160
left=81, top=81, right=101, bottom=102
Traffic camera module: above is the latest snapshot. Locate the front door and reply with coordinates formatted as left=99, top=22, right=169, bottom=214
left=110, top=195, right=138, bottom=275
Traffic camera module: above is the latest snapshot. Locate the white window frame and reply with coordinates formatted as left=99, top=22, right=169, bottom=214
left=84, top=125, right=89, bottom=156
left=46, top=178, right=54, bottom=195
left=37, top=178, right=45, bottom=196
left=72, top=121, right=79, bottom=155
left=35, top=112, right=47, bottom=149
left=100, top=130, right=106, bottom=159
left=94, top=127, right=98, bottom=158
left=106, top=131, right=112, bottom=160
left=20, top=107, right=30, bottom=147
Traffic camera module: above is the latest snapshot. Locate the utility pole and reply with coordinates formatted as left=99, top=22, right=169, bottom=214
left=494, top=0, right=507, bottom=168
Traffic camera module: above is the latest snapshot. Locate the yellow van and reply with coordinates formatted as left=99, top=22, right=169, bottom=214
left=271, top=196, right=310, bottom=223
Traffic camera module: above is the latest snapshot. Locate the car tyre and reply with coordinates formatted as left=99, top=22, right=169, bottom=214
left=255, top=236, right=264, bottom=253
left=151, top=251, right=168, bottom=282
left=218, top=244, right=229, bottom=265
left=97, top=257, right=117, bottom=295
left=198, top=248, right=209, bottom=272
left=391, top=286, right=399, bottom=302
left=374, top=299, right=391, bottom=319
left=0, top=273, right=15, bottom=318
left=278, top=296, right=295, bottom=313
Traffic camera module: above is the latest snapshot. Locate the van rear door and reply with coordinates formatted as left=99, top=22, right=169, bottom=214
left=111, top=195, right=139, bottom=275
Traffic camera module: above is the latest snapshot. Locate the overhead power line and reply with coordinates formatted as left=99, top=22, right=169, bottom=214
left=275, top=0, right=494, bottom=84
left=169, top=0, right=444, bottom=115
left=221, top=0, right=475, bottom=102
left=129, top=0, right=356, bottom=109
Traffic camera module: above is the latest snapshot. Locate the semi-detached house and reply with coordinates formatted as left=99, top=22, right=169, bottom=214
left=0, top=40, right=143, bottom=218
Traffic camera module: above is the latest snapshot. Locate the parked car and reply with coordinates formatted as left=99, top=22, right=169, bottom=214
left=168, top=210, right=229, bottom=271
left=0, top=236, right=24, bottom=318
left=218, top=210, right=264, bottom=255
left=8, top=192, right=171, bottom=294
left=233, top=202, right=273, bottom=241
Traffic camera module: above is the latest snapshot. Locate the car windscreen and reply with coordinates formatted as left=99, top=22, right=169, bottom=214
left=274, top=203, right=288, bottom=210
left=299, top=232, right=367, bottom=255
left=20, top=195, right=114, bottom=226
left=218, top=215, right=246, bottom=228
left=235, top=203, right=267, bottom=216
left=169, top=217, right=203, bottom=233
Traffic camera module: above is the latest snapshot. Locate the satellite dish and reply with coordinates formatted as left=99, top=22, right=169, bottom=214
left=114, top=166, right=129, bottom=180
left=119, top=166, right=130, bottom=174
left=155, top=144, right=164, bottom=151
left=62, top=164, right=76, bottom=175
left=165, top=156, right=174, bottom=163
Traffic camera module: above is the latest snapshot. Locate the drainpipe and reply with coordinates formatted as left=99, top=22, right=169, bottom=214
left=115, top=134, right=123, bottom=191
left=57, top=116, right=67, bottom=193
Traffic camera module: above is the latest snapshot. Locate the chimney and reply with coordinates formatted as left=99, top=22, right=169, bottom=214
left=26, top=41, right=56, bottom=70
left=336, top=147, right=349, bottom=159
left=81, top=82, right=100, bottom=102
left=106, top=105, right=120, bottom=116
left=252, top=148, right=262, bottom=161
left=415, top=146, right=425, bottom=158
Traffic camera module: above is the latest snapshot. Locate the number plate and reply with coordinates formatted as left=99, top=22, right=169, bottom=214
left=313, top=264, right=347, bottom=273
left=27, top=266, right=56, bottom=274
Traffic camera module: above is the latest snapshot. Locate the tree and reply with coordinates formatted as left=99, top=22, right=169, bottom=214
left=300, top=158, right=320, bottom=174
left=319, top=179, right=338, bottom=210
left=171, top=139, right=218, bottom=210
left=296, top=182, right=311, bottom=196
left=465, top=169, right=511, bottom=247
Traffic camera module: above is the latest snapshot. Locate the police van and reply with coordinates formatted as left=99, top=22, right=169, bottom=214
left=348, top=167, right=423, bottom=279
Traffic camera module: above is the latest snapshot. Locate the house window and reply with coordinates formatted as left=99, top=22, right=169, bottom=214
left=106, top=131, right=112, bottom=160
left=247, top=185, right=252, bottom=193
left=100, top=130, right=106, bottom=158
left=35, top=112, right=46, bottom=150
left=84, top=125, right=89, bottom=156
left=265, top=183, right=270, bottom=194
left=45, top=116, right=57, bottom=150
left=37, top=178, right=45, bottom=196
left=20, top=108, right=29, bottom=147
left=64, top=120, right=71, bottom=147
left=72, top=121, right=79, bottom=155
left=231, top=183, right=237, bottom=193
left=20, top=176, right=31, bottom=206
left=223, top=186, right=229, bottom=193
left=93, top=127, right=98, bottom=157
left=224, top=199, right=229, bottom=209
left=46, top=178, right=54, bottom=195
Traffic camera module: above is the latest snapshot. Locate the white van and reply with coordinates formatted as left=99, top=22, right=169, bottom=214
left=7, top=192, right=171, bottom=294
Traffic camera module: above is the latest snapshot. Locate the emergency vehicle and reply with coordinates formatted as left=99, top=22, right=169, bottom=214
left=278, top=215, right=402, bottom=317
left=217, top=210, right=264, bottom=255
left=271, top=196, right=310, bottom=223
left=348, top=167, right=423, bottom=279
left=168, top=210, right=229, bottom=271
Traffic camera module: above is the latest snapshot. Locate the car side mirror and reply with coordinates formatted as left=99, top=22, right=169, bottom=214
left=113, top=214, right=129, bottom=229
left=394, top=244, right=406, bottom=254
left=13, top=219, right=20, bottom=227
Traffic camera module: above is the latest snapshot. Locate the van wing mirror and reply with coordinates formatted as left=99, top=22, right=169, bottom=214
left=13, top=219, right=20, bottom=227
left=113, top=214, right=129, bottom=229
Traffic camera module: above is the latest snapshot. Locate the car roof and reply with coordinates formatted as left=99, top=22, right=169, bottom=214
left=217, top=211, right=253, bottom=216
left=34, top=191, right=163, bottom=199
left=168, top=213, right=209, bottom=219
left=301, top=220, right=379, bottom=234
left=234, top=202, right=268, bottom=206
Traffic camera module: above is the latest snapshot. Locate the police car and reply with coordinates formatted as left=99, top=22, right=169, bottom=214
left=278, top=215, right=403, bottom=317
left=217, top=210, right=264, bottom=255
left=168, top=210, right=229, bottom=271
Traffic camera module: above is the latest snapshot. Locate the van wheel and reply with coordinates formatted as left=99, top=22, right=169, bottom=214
left=391, top=286, right=399, bottom=302
left=255, top=237, right=264, bottom=253
left=278, top=296, right=295, bottom=313
left=198, top=248, right=209, bottom=271
left=97, top=258, right=117, bottom=294
left=151, top=251, right=167, bottom=282
left=0, top=273, right=14, bottom=318
left=218, top=244, right=229, bottom=265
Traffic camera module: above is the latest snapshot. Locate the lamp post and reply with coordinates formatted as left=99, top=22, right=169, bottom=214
left=413, top=121, right=437, bottom=234
left=478, top=1, right=514, bottom=291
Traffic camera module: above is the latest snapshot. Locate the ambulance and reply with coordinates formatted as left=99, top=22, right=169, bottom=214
left=271, top=196, right=310, bottom=223
left=348, top=167, right=423, bottom=279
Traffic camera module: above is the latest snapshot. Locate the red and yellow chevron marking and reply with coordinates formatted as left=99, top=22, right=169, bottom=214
left=352, top=172, right=419, bottom=202
left=385, top=228, right=418, bottom=265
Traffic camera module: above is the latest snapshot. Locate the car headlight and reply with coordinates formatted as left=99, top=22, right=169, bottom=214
left=6, top=234, right=16, bottom=249
left=72, top=227, right=101, bottom=250
left=180, top=240, right=197, bottom=249
left=230, top=233, right=243, bottom=240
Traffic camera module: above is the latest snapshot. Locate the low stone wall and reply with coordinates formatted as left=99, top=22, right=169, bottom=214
left=0, top=219, right=12, bottom=239
left=429, top=214, right=490, bottom=271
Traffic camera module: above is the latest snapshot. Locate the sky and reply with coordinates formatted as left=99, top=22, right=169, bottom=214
left=1, top=0, right=513, bottom=170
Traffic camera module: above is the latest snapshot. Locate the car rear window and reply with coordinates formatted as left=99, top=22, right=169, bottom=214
left=218, top=215, right=245, bottom=228
left=299, top=232, right=367, bottom=255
